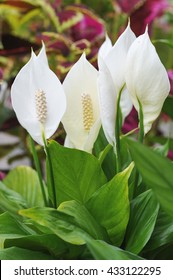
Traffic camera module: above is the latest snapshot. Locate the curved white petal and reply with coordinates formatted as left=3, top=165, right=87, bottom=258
left=105, top=22, right=136, bottom=93
left=125, top=30, right=170, bottom=133
left=37, top=42, right=49, bottom=66
left=11, top=45, right=66, bottom=145
left=98, top=55, right=117, bottom=145
left=62, top=53, right=100, bottom=152
left=98, top=34, right=113, bottom=59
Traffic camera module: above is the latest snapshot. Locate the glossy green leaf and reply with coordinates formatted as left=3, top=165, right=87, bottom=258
left=47, top=141, right=107, bottom=206
left=0, top=182, right=27, bottom=215
left=127, top=139, right=173, bottom=218
left=87, top=163, right=134, bottom=246
left=145, top=210, right=173, bottom=251
left=3, top=166, right=44, bottom=207
left=19, top=204, right=107, bottom=245
left=5, top=234, right=68, bottom=259
left=124, top=190, right=159, bottom=254
left=0, top=247, right=55, bottom=260
left=87, top=239, right=144, bottom=260
left=0, top=212, right=33, bottom=238
left=58, top=200, right=109, bottom=242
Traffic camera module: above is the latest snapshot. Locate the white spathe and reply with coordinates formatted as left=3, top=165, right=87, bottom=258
left=62, top=53, right=101, bottom=152
left=97, top=23, right=136, bottom=145
left=125, top=29, right=170, bottom=133
left=11, top=43, right=66, bottom=145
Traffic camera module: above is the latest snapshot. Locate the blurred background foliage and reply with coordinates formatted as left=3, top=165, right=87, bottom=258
left=0, top=0, right=173, bottom=173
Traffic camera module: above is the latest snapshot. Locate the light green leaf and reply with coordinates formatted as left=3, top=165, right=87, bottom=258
left=0, top=212, right=33, bottom=238
left=124, top=190, right=159, bottom=254
left=87, top=239, right=144, bottom=260
left=0, top=182, right=27, bottom=215
left=86, top=163, right=134, bottom=245
left=19, top=205, right=107, bottom=245
left=58, top=200, right=109, bottom=242
left=47, top=141, right=107, bottom=206
left=127, top=139, right=173, bottom=218
left=0, top=247, right=55, bottom=260
left=3, top=166, right=44, bottom=207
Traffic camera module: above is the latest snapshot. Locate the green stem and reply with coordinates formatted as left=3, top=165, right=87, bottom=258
left=115, top=85, right=125, bottom=173
left=42, top=131, right=57, bottom=209
left=138, top=99, right=144, bottom=143
left=29, top=136, right=48, bottom=206
left=134, top=100, right=145, bottom=195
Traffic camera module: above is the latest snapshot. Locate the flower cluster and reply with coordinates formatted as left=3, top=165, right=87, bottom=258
left=11, top=23, right=170, bottom=152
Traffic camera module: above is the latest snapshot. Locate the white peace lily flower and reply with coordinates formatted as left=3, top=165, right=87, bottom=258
left=11, top=43, right=66, bottom=145
left=98, top=22, right=136, bottom=145
left=125, top=29, right=170, bottom=134
left=97, top=56, right=117, bottom=145
left=62, top=53, right=101, bottom=153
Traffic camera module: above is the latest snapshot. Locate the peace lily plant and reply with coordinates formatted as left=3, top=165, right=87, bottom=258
left=1, top=22, right=173, bottom=261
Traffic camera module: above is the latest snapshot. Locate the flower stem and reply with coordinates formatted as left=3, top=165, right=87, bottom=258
left=115, top=85, right=125, bottom=173
left=138, top=99, right=144, bottom=143
left=134, top=100, right=145, bottom=195
left=29, top=135, right=48, bottom=206
left=42, top=131, right=57, bottom=209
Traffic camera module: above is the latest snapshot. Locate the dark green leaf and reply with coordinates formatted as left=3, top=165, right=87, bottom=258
left=87, top=239, right=144, bottom=260
left=5, top=234, right=68, bottom=258
left=94, top=127, right=116, bottom=180
left=0, top=247, right=55, bottom=260
left=163, top=96, right=173, bottom=119
left=124, top=190, right=159, bottom=254
left=145, top=210, right=173, bottom=251
left=127, top=139, right=173, bottom=218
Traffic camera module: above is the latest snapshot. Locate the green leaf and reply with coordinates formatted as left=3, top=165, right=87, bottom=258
left=127, top=139, right=173, bottom=218
left=0, top=182, right=27, bottom=215
left=87, top=239, right=144, bottom=260
left=94, top=128, right=116, bottom=180
left=87, top=163, right=134, bottom=246
left=153, top=39, right=173, bottom=49
left=163, top=96, right=173, bottom=119
left=0, top=247, right=55, bottom=260
left=124, top=190, right=159, bottom=254
left=19, top=205, right=107, bottom=245
left=5, top=234, right=68, bottom=259
left=58, top=200, right=109, bottom=242
left=47, top=141, right=107, bottom=206
left=3, top=166, right=44, bottom=207
left=0, top=212, right=33, bottom=238
left=145, top=210, right=173, bottom=251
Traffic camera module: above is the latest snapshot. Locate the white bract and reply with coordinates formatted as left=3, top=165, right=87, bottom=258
left=98, top=23, right=136, bottom=145
left=11, top=43, right=66, bottom=145
left=62, top=53, right=101, bottom=152
left=125, top=29, right=170, bottom=134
